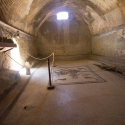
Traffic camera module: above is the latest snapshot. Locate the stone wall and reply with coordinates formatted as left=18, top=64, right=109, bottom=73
left=92, top=24, right=125, bottom=58
left=37, top=16, right=92, bottom=60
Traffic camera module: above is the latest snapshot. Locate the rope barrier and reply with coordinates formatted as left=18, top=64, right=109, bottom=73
left=4, top=52, right=55, bottom=80
left=27, top=52, right=55, bottom=66
left=5, top=52, right=54, bottom=67
left=4, top=50, right=56, bottom=89
left=27, top=53, right=55, bottom=89
left=27, top=52, right=54, bottom=61
left=5, top=53, right=24, bottom=67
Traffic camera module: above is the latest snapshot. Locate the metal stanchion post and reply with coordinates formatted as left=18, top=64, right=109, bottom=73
left=26, top=68, right=31, bottom=75
left=47, top=58, right=54, bottom=90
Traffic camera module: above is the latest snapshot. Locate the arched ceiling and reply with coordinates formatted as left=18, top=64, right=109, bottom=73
left=0, top=0, right=125, bottom=36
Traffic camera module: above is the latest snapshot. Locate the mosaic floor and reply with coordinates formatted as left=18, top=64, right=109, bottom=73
left=52, top=65, right=106, bottom=85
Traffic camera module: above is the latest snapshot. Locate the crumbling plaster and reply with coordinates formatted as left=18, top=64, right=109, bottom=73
left=92, top=24, right=125, bottom=57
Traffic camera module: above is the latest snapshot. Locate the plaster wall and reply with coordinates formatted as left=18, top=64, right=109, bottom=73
left=92, top=24, right=125, bottom=58
left=37, top=16, right=92, bottom=58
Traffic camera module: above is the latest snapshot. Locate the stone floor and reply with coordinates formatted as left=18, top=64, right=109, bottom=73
left=0, top=59, right=125, bottom=125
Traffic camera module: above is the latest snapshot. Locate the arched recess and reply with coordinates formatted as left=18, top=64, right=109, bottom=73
left=36, top=13, right=92, bottom=60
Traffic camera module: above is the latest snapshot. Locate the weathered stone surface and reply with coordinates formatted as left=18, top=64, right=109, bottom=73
left=92, top=24, right=125, bottom=58
left=92, top=31, right=117, bottom=56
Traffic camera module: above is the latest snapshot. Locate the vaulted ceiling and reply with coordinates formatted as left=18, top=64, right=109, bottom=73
left=0, top=0, right=125, bottom=36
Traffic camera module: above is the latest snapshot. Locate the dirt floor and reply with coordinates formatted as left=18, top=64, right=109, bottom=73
left=0, top=59, right=125, bottom=125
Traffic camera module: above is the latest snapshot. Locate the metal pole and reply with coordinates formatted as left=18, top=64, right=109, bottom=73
left=26, top=68, right=31, bottom=75
left=48, top=58, right=52, bottom=86
left=47, top=58, right=54, bottom=90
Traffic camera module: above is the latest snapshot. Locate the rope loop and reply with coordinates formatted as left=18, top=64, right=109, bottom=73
left=27, top=52, right=54, bottom=61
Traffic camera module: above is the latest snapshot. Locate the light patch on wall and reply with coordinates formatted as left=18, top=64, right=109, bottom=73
left=57, top=12, right=69, bottom=20
left=10, top=38, right=22, bottom=71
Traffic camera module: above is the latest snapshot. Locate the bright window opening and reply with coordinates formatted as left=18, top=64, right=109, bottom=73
left=57, top=12, right=69, bottom=20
